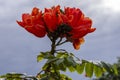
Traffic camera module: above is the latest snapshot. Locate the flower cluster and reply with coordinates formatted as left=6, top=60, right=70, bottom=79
left=17, top=5, right=96, bottom=50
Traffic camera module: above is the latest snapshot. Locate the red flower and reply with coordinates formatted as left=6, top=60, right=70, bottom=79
left=17, top=7, right=46, bottom=37
left=43, top=5, right=63, bottom=32
left=73, top=38, right=85, bottom=50
left=17, top=6, right=96, bottom=50
left=63, top=7, right=96, bottom=50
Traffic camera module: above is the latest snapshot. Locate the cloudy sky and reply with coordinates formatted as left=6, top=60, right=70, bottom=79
left=0, top=0, right=120, bottom=80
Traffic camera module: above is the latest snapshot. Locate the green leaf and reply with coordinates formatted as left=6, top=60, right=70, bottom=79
left=94, top=65, right=103, bottom=77
left=85, top=62, right=94, bottom=77
left=55, top=58, right=64, bottom=66
left=60, top=74, right=72, bottom=80
left=0, top=73, right=25, bottom=80
left=68, top=66, right=75, bottom=72
left=40, top=76, right=49, bottom=80
left=42, top=63, right=49, bottom=70
left=113, top=64, right=118, bottom=75
left=66, top=56, right=76, bottom=67
left=46, top=58, right=59, bottom=64
left=56, top=52, right=66, bottom=58
left=56, top=52, right=70, bottom=59
left=37, top=54, right=44, bottom=62
left=76, top=63, right=85, bottom=74
left=59, top=63, right=67, bottom=71
left=37, top=52, right=55, bottom=62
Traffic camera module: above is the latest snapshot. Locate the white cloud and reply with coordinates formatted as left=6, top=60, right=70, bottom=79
left=101, top=0, right=120, bottom=12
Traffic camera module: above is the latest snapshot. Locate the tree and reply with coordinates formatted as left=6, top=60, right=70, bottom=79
left=0, top=5, right=118, bottom=80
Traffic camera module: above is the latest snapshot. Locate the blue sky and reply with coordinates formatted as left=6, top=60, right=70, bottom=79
left=0, top=0, right=120, bottom=80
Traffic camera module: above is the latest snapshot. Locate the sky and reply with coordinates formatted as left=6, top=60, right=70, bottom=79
left=0, top=0, right=120, bottom=80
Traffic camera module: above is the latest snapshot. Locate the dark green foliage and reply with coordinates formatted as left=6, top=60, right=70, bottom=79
left=1, top=52, right=117, bottom=80
left=36, top=51, right=118, bottom=80
left=0, top=73, right=37, bottom=80
left=93, top=57, right=120, bottom=80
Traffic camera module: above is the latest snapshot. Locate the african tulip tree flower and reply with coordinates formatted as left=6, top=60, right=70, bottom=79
left=62, top=7, right=96, bottom=50
left=43, top=5, right=63, bottom=32
left=17, top=5, right=96, bottom=50
left=17, top=7, right=46, bottom=37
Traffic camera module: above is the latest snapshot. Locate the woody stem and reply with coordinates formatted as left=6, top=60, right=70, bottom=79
left=50, top=40, right=56, bottom=55
left=44, top=38, right=56, bottom=74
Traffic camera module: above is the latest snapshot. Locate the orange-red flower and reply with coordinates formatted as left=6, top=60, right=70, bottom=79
left=17, top=5, right=96, bottom=50
left=62, top=7, right=96, bottom=50
left=73, top=38, right=85, bottom=50
left=17, top=7, right=46, bottom=37
left=43, top=5, right=63, bottom=32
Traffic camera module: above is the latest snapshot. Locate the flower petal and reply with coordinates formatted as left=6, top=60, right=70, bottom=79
left=73, top=38, right=85, bottom=50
